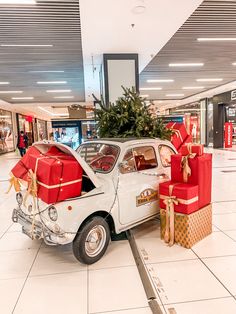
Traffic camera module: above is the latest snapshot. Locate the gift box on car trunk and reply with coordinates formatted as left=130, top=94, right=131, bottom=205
left=180, top=143, right=204, bottom=156
left=159, top=181, right=199, bottom=215
left=166, top=122, right=188, bottom=150
left=35, top=155, right=83, bottom=204
left=11, top=146, right=83, bottom=204
left=160, top=203, right=212, bottom=248
left=171, top=153, right=212, bottom=209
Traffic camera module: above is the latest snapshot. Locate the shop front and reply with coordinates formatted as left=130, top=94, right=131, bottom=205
left=16, top=114, right=35, bottom=146
left=168, top=99, right=207, bottom=144
left=212, top=90, right=236, bottom=149
left=0, top=108, right=14, bottom=154
left=51, top=120, right=96, bottom=150
left=36, top=119, right=48, bottom=141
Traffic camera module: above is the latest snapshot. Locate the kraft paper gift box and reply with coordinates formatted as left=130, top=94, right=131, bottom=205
left=166, top=122, right=188, bottom=150
left=171, top=153, right=212, bottom=209
left=159, top=181, right=199, bottom=215
left=160, top=204, right=212, bottom=249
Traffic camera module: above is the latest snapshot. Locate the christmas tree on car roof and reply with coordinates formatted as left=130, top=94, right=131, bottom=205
left=95, top=87, right=172, bottom=140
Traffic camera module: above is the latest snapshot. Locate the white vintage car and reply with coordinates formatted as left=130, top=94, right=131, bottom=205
left=12, top=138, right=176, bottom=264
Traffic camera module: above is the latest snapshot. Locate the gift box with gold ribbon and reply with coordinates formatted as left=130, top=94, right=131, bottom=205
left=160, top=203, right=212, bottom=248
left=159, top=181, right=199, bottom=215
left=166, top=122, right=188, bottom=150
left=171, top=153, right=212, bottom=209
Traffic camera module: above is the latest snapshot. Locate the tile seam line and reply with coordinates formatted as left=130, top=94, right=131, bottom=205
left=127, top=229, right=166, bottom=314
left=0, top=223, right=13, bottom=240
left=162, top=295, right=233, bottom=306
left=11, top=242, right=43, bottom=313
left=190, top=248, right=236, bottom=301
left=89, top=305, right=150, bottom=314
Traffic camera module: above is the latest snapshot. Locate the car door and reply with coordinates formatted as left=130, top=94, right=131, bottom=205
left=158, top=144, right=176, bottom=177
left=118, top=144, right=166, bottom=225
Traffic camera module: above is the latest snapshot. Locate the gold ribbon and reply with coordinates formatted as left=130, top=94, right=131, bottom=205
left=6, top=173, right=22, bottom=194
left=163, top=184, right=179, bottom=246
left=23, top=169, right=38, bottom=209
left=181, top=153, right=196, bottom=182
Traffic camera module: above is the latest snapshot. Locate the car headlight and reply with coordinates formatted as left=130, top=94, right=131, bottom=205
left=48, top=206, right=58, bottom=222
left=16, top=192, right=23, bottom=206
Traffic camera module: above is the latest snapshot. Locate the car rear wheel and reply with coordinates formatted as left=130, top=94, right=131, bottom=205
left=73, top=216, right=110, bottom=265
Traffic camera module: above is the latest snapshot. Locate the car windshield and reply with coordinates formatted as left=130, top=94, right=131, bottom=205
left=77, top=143, right=120, bottom=173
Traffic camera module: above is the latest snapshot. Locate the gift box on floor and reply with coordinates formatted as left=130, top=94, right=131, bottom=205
left=171, top=153, right=212, bottom=209
left=180, top=143, right=204, bottom=156
left=166, top=122, right=188, bottom=150
left=160, top=203, right=212, bottom=248
left=159, top=181, right=199, bottom=215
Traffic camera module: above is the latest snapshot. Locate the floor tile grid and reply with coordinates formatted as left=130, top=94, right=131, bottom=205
left=12, top=242, right=43, bottom=313
left=190, top=248, right=236, bottom=302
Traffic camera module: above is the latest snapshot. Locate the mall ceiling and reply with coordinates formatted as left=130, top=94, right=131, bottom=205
left=0, top=0, right=85, bottom=104
left=140, top=0, right=236, bottom=101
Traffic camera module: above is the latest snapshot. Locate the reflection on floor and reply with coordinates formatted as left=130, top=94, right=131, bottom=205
left=0, top=149, right=236, bottom=313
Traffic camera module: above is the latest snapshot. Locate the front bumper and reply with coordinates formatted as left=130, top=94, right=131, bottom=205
left=12, top=208, right=74, bottom=245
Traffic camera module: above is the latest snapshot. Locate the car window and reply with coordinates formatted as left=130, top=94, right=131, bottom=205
left=159, top=145, right=175, bottom=167
left=121, top=146, right=158, bottom=174
left=78, top=143, right=119, bottom=173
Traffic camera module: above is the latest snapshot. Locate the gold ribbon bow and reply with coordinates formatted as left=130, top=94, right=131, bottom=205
left=163, top=193, right=179, bottom=246
left=6, top=173, right=21, bottom=194
left=181, top=153, right=196, bottom=183
left=23, top=169, right=38, bottom=209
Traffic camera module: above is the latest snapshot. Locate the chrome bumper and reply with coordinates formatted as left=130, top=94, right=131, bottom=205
left=12, top=208, right=73, bottom=245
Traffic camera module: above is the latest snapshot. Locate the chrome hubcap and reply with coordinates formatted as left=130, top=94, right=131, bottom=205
left=85, top=225, right=106, bottom=257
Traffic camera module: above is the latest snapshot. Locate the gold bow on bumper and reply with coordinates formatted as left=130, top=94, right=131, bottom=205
left=181, top=153, right=196, bottom=182
left=23, top=169, right=38, bottom=209
left=6, top=173, right=22, bottom=194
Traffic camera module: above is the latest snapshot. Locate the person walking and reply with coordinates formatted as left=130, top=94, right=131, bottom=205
left=17, top=131, right=28, bottom=157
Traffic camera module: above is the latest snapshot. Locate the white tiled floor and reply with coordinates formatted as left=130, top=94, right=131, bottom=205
left=1, top=149, right=236, bottom=314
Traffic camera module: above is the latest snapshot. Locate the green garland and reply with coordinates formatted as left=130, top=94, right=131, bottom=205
left=95, top=87, right=172, bottom=140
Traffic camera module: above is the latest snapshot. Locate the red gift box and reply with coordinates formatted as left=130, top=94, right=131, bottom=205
left=166, top=122, right=188, bottom=150
left=180, top=143, right=204, bottom=156
left=159, top=181, right=199, bottom=215
left=35, top=155, right=83, bottom=204
left=171, top=153, right=212, bottom=209
left=11, top=160, right=28, bottom=182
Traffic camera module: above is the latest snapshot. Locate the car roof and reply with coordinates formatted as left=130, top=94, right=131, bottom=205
left=86, top=137, right=156, bottom=143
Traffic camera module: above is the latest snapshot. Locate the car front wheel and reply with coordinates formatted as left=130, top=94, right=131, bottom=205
left=72, top=216, right=110, bottom=265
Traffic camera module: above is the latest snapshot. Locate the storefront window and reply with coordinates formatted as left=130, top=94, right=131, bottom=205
left=0, top=109, right=14, bottom=154
left=81, top=121, right=97, bottom=142
left=17, top=114, right=34, bottom=146
left=37, top=119, right=47, bottom=141
left=54, top=127, right=80, bottom=150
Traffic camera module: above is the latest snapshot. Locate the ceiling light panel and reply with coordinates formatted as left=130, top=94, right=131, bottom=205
left=37, top=81, right=67, bottom=84
left=169, top=63, right=204, bottom=67
left=46, top=90, right=71, bottom=93
left=147, top=79, right=174, bottom=83
left=0, top=0, right=36, bottom=4
left=1, top=44, right=53, bottom=47
left=0, top=82, right=10, bottom=85
left=29, top=70, right=65, bottom=73
left=196, top=78, right=223, bottom=82
left=0, top=91, right=23, bottom=94
left=198, top=38, right=236, bottom=42
left=12, top=97, right=34, bottom=100
left=182, top=86, right=205, bottom=90
left=166, top=94, right=184, bottom=97
left=139, top=87, right=162, bottom=91
left=53, top=96, right=74, bottom=99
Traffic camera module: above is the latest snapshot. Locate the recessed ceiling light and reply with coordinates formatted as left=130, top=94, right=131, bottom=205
left=46, top=89, right=71, bottom=93
left=1, top=44, right=52, bottom=47
left=232, top=63, right=236, bottom=66
left=0, top=91, right=23, bottom=94
left=140, top=94, right=149, bottom=98
left=169, top=63, right=204, bottom=67
left=37, top=81, right=67, bottom=84
left=182, top=86, right=205, bottom=90
left=166, top=94, right=184, bottom=97
left=0, top=82, right=10, bottom=85
left=38, top=106, right=69, bottom=116
left=29, top=70, right=64, bottom=73
left=147, top=79, right=174, bottom=83
left=0, top=0, right=36, bottom=4
left=196, top=78, right=223, bottom=82
left=198, top=38, right=236, bottom=42
left=53, top=96, right=74, bottom=99
left=12, top=97, right=34, bottom=100
left=140, top=87, right=162, bottom=91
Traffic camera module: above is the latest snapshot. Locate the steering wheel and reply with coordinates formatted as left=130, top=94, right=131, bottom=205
left=100, top=161, right=114, bottom=171
left=90, top=155, right=115, bottom=171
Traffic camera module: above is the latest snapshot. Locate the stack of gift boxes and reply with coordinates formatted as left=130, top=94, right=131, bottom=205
left=166, top=122, right=192, bottom=151
left=11, top=146, right=83, bottom=204
left=159, top=144, right=212, bottom=248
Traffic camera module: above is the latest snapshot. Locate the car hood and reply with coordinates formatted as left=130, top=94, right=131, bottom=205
left=33, top=141, right=102, bottom=188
